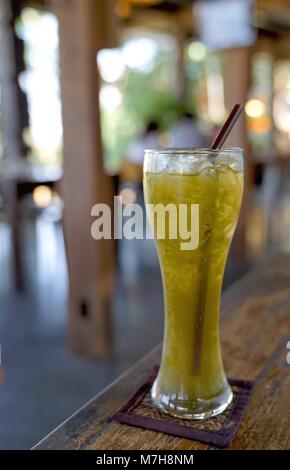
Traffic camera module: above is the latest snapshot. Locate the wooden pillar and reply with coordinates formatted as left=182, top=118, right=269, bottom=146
left=0, top=0, right=28, bottom=290
left=1, top=180, right=22, bottom=290
left=174, top=20, right=187, bottom=103
left=222, top=47, right=252, bottom=259
left=52, top=0, right=116, bottom=358
left=0, top=0, right=27, bottom=158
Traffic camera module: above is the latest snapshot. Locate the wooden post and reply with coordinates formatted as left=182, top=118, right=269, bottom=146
left=52, top=0, right=116, bottom=358
left=0, top=0, right=29, bottom=290
left=174, top=20, right=187, bottom=103
left=222, top=47, right=252, bottom=259
left=0, top=0, right=26, bottom=158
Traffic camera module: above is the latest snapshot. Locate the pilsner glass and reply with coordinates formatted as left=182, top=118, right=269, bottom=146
left=143, top=148, right=244, bottom=419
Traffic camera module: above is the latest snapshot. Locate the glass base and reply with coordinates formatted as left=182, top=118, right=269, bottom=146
left=151, top=382, right=233, bottom=420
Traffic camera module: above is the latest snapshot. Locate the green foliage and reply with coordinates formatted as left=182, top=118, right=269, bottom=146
left=102, top=52, right=185, bottom=173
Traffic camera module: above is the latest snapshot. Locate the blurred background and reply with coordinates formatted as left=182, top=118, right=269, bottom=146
left=0, top=0, right=290, bottom=449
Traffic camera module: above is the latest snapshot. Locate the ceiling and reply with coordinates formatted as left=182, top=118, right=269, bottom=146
left=17, top=0, right=290, bottom=37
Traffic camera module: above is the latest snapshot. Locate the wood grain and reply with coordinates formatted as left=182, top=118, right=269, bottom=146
left=51, top=0, right=115, bottom=358
left=223, top=47, right=252, bottom=259
left=34, top=253, right=290, bottom=450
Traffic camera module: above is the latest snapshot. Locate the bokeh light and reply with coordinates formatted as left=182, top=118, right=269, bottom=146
left=122, top=38, right=157, bottom=72
left=188, top=41, right=206, bottom=62
left=33, top=185, right=53, bottom=208
left=97, top=49, right=125, bottom=83
left=119, top=187, right=137, bottom=205
left=245, top=99, right=266, bottom=118
left=16, top=8, right=62, bottom=166
left=100, top=85, right=123, bottom=112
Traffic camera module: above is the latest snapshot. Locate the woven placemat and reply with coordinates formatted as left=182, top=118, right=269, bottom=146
left=113, top=367, right=254, bottom=448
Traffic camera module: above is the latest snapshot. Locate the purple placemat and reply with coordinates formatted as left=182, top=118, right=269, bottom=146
left=113, top=367, right=254, bottom=448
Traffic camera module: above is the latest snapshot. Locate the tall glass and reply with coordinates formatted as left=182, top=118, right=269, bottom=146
left=143, top=148, right=243, bottom=419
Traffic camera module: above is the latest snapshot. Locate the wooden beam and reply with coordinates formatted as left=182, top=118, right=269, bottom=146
left=52, top=0, right=116, bottom=358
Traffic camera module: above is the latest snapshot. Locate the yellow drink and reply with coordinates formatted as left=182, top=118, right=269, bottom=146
left=144, top=148, right=243, bottom=419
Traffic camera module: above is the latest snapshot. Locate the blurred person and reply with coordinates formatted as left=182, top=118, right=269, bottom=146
left=120, top=121, right=161, bottom=184
left=127, top=120, right=161, bottom=165
left=169, top=111, right=209, bottom=149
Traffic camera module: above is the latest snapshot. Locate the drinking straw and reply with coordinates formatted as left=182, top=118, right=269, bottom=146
left=193, top=104, right=244, bottom=374
left=211, top=104, right=243, bottom=149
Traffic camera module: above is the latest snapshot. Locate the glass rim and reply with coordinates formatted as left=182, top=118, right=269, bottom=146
left=144, top=147, right=243, bottom=155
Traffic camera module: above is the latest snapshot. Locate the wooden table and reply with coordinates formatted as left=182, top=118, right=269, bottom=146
left=0, top=163, right=61, bottom=290
left=35, top=254, right=290, bottom=450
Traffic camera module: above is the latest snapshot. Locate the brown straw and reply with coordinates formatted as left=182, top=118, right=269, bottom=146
left=193, top=104, right=244, bottom=375
left=211, top=104, right=243, bottom=150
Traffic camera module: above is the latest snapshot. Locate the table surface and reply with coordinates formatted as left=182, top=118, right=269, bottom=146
left=35, top=254, right=290, bottom=450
